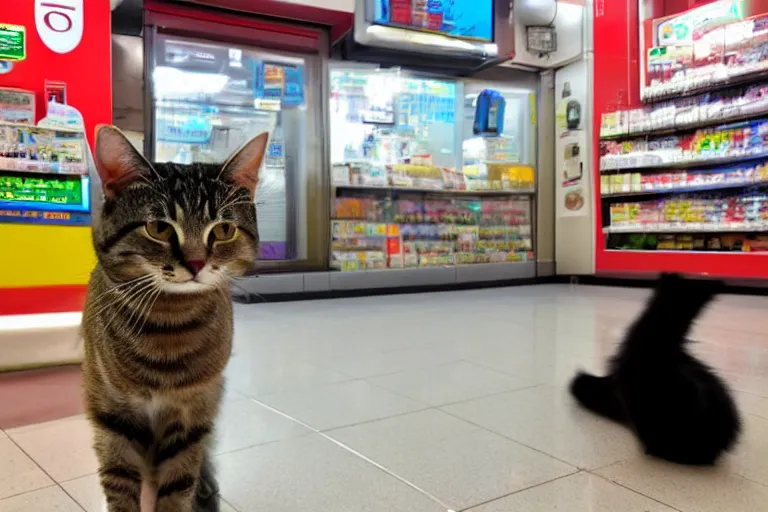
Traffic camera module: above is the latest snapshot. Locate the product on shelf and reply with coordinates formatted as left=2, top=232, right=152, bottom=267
left=0, top=88, right=35, bottom=125
left=330, top=70, right=535, bottom=193
left=332, top=195, right=388, bottom=221
left=600, top=160, right=768, bottom=195
left=0, top=122, right=87, bottom=175
left=607, top=191, right=768, bottom=231
left=640, top=13, right=768, bottom=101
left=601, top=84, right=768, bottom=137
left=330, top=194, right=533, bottom=271
left=330, top=220, right=389, bottom=271
left=599, top=117, right=768, bottom=170
left=331, top=160, right=535, bottom=192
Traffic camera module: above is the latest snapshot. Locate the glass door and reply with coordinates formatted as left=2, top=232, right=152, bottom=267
left=149, top=33, right=325, bottom=269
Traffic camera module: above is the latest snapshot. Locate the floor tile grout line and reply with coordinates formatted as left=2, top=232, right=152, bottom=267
left=0, top=483, right=87, bottom=511
left=436, top=405, right=582, bottom=471
left=359, top=368, right=541, bottom=412
left=588, top=472, right=684, bottom=512
left=734, top=471, right=768, bottom=489
left=241, top=375, right=367, bottom=400
left=4, top=427, right=90, bottom=511
left=212, top=429, right=319, bottom=459
left=0, top=484, right=59, bottom=504
left=454, top=470, right=579, bottom=512
left=453, top=358, right=542, bottom=382
left=325, top=355, right=468, bottom=381
left=736, top=388, right=768, bottom=401
left=221, top=496, right=240, bottom=512
left=4, top=432, right=66, bottom=489
left=246, top=396, right=455, bottom=512
left=317, top=405, right=433, bottom=433
left=57, top=482, right=89, bottom=512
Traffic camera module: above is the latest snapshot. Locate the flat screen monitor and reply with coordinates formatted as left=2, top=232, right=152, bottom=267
left=354, top=0, right=512, bottom=61
left=372, top=0, right=494, bottom=43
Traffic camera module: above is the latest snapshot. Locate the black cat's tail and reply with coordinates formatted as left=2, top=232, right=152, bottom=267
left=636, top=273, right=725, bottom=345
left=570, top=372, right=627, bottom=423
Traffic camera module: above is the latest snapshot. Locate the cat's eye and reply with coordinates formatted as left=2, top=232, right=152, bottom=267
left=211, top=222, right=238, bottom=243
left=145, top=220, right=175, bottom=242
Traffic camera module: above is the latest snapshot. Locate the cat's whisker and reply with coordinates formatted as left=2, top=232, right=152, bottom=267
left=216, top=184, right=243, bottom=205
left=218, top=186, right=241, bottom=208
left=221, top=272, right=267, bottom=303
left=220, top=201, right=255, bottom=212
left=124, top=281, right=162, bottom=333
left=85, top=275, right=156, bottom=321
left=88, top=274, right=154, bottom=304
left=135, top=287, right=163, bottom=334
left=99, top=280, right=158, bottom=335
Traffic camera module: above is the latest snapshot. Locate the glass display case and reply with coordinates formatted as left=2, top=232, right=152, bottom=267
left=149, top=34, right=322, bottom=265
left=328, top=64, right=537, bottom=272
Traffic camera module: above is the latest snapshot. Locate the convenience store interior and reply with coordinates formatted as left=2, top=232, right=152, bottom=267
left=4, top=0, right=768, bottom=511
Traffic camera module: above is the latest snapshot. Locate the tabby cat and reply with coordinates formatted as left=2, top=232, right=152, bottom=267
left=82, top=126, right=267, bottom=511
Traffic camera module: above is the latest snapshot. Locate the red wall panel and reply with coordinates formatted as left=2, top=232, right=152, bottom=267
left=0, top=2, right=112, bottom=315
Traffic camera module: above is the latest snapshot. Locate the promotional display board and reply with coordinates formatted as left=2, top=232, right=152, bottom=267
left=0, top=0, right=110, bottom=315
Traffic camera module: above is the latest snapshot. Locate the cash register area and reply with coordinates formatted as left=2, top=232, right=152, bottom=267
left=2, top=285, right=768, bottom=511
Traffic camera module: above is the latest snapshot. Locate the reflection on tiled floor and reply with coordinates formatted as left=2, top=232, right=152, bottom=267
left=3, top=284, right=768, bottom=511
left=0, top=366, right=83, bottom=429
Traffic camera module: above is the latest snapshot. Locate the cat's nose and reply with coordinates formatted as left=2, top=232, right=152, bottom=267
left=187, top=260, right=206, bottom=275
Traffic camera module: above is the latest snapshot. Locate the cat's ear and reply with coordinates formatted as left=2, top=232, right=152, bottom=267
left=94, top=125, right=156, bottom=199
left=220, top=132, right=269, bottom=197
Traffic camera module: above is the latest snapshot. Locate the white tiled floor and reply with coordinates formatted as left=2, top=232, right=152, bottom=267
left=3, top=284, right=768, bottom=511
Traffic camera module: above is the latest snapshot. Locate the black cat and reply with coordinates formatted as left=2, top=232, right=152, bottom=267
left=570, top=273, right=741, bottom=465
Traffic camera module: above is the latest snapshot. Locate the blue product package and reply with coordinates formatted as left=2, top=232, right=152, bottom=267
left=473, top=89, right=506, bottom=136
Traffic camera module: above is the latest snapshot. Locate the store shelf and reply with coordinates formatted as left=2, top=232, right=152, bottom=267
left=333, top=184, right=536, bottom=195
left=639, top=63, right=768, bottom=104
left=0, top=120, right=84, bottom=134
left=604, top=223, right=768, bottom=234
left=605, top=249, right=751, bottom=255
left=479, top=160, right=524, bottom=165
left=601, top=180, right=765, bottom=199
left=600, top=105, right=768, bottom=141
left=599, top=151, right=768, bottom=172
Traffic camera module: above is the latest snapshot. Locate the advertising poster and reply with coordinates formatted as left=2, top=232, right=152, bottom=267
left=0, top=23, right=25, bottom=61
left=556, top=78, right=588, bottom=218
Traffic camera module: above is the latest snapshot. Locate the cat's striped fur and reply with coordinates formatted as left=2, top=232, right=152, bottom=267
left=83, top=126, right=267, bottom=512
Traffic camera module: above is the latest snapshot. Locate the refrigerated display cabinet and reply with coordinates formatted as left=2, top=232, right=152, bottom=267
left=146, top=33, right=327, bottom=271
left=326, top=64, right=540, bottom=286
